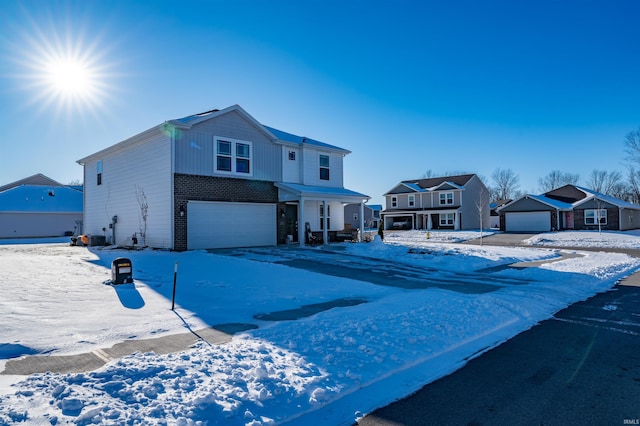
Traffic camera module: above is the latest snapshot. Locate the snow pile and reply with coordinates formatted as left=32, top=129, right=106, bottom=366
left=1, top=232, right=639, bottom=425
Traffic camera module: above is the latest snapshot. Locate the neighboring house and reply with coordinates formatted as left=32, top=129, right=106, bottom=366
left=490, top=199, right=511, bottom=229
left=76, top=105, right=369, bottom=250
left=344, top=203, right=382, bottom=230
left=498, top=184, right=640, bottom=232
left=0, top=175, right=83, bottom=238
left=381, top=174, right=490, bottom=230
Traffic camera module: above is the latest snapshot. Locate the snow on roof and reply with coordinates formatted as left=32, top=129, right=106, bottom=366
left=573, top=185, right=640, bottom=210
left=0, top=185, right=83, bottom=213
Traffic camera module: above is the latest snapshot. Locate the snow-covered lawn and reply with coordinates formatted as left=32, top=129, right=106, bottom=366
left=524, top=229, right=640, bottom=249
left=1, top=231, right=639, bottom=425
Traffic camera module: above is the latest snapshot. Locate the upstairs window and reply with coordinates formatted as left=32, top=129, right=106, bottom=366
left=215, top=137, right=252, bottom=175
left=391, top=196, right=397, bottom=208
left=408, top=195, right=415, bottom=207
left=288, top=151, right=296, bottom=161
left=319, top=154, right=330, bottom=180
left=97, top=160, right=103, bottom=185
left=439, top=192, right=454, bottom=205
left=585, top=209, right=607, bottom=225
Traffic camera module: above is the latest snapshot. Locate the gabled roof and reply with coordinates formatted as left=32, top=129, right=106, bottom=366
left=79, top=104, right=349, bottom=164
left=407, top=173, right=476, bottom=190
left=498, top=184, right=640, bottom=212
left=0, top=185, right=83, bottom=213
left=384, top=173, right=476, bottom=195
left=572, top=185, right=640, bottom=210
left=0, top=174, right=64, bottom=193
left=170, top=105, right=348, bottom=153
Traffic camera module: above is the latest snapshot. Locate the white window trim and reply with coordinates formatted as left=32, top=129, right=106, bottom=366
left=408, top=195, right=415, bottom=207
left=214, top=136, right=253, bottom=176
left=439, top=191, right=454, bottom=205
left=585, top=209, right=607, bottom=225
left=319, top=153, right=330, bottom=181
left=439, top=213, right=454, bottom=226
left=391, top=196, right=398, bottom=208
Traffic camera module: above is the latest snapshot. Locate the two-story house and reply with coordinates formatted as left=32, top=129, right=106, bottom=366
left=77, top=105, right=369, bottom=250
left=381, top=174, right=490, bottom=231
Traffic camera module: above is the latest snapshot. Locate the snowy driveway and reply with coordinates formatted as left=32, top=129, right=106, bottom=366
left=221, top=246, right=532, bottom=294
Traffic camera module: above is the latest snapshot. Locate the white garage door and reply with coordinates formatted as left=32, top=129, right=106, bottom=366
left=505, top=211, right=551, bottom=232
left=188, top=201, right=276, bottom=249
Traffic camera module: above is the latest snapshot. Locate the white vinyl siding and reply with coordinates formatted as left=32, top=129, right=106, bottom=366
left=83, top=131, right=172, bottom=248
left=282, top=147, right=300, bottom=183
left=302, top=148, right=344, bottom=187
left=174, top=110, right=281, bottom=180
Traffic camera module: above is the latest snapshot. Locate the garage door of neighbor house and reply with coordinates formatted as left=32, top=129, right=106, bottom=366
left=187, top=201, right=276, bottom=250
left=505, top=211, right=551, bottom=232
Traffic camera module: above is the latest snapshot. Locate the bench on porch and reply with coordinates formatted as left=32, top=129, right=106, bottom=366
left=335, top=224, right=358, bottom=242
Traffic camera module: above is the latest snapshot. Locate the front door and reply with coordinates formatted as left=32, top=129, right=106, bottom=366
left=565, top=211, right=574, bottom=229
left=285, top=204, right=299, bottom=242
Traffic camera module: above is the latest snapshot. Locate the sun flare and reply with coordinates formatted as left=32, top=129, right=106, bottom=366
left=10, top=18, right=114, bottom=115
left=46, top=59, right=94, bottom=95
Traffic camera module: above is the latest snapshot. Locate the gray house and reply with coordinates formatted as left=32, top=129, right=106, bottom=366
left=381, top=174, right=490, bottom=230
left=344, top=203, right=382, bottom=230
left=0, top=174, right=83, bottom=238
left=498, top=184, right=640, bottom=232
left=77, top=105, right=369, bottom=250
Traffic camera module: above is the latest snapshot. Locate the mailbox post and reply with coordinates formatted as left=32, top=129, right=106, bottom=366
left=111, top=258, right=133, bottom=284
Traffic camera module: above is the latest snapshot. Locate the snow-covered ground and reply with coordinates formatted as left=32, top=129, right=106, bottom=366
left=524, top=229, right=640, bottom=248
left=1, top=230, right=639, bottom=425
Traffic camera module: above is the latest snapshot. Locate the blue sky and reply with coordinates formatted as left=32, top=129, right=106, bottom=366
left=1, top=0, right=639, bottom=205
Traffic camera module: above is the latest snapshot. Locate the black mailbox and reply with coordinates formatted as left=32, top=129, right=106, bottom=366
left=111, top=257, right=133, bottom=284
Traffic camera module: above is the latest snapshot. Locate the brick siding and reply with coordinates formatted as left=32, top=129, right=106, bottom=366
left=173, top=174, right=278, bottom=251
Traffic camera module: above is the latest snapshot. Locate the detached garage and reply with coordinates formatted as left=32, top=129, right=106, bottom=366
left=504, top=212, right=551, bottom=232
left=187, top=201, right=276, bottom=250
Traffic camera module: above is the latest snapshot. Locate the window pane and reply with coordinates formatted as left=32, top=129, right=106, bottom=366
left=217, top=156, right=231, bottom=171
left=236, top=143, right=250, bottom=158
left=320, top=167, right=330, bottom=180
left=320, top=155, right=330, bottom=167
left=236, top=158, right=250, bottom=173
left=218, top=140, right=231, bottom=155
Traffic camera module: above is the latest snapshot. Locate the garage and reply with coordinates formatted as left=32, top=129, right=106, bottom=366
left=187, top=201, right=276, bottom=249
left=505, top=211, right=551, bottom=232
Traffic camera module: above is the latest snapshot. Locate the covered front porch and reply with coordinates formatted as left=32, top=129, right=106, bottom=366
left=383, top=208, right=462, bottom=230
left=275, top=182, right=370, bottom=246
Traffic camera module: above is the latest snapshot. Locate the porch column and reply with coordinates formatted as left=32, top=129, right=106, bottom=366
left=322, top=200, right=328, bottom=244
left=298, top=198, right=306, bottom=246
left=359, top=202, right=365, bottom=242
left=454, top=212, right=460, bottom=230
left=427, top=214, right=432, bottom=230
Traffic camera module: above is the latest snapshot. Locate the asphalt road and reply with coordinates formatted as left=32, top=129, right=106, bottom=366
left=358, top=279, right=640, bottom=425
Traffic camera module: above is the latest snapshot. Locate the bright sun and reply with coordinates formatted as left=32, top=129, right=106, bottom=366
left=46, top=59, right=94, bottom=95
left=12, top=26, right=111, bottom=114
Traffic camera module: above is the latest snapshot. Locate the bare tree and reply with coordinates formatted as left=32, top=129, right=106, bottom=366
left=627, top=167, right=640, bottom=204
left=475, top=187, right=490, bottom=245
left=538, top=170, right=580, bottom=193
left=586, top=169, right=626, bottom=198
left=623, top=127, right=640, bottom=203
left=135, top=185, right=149, bottom=246
left=490, top=168, right=520, bottom=201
